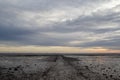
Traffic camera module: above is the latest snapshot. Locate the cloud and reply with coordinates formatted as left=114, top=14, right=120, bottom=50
left=0, top=0, right=120, bottom=51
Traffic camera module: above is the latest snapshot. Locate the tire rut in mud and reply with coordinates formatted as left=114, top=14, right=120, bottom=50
left=41, top=56, right=85, bottom=80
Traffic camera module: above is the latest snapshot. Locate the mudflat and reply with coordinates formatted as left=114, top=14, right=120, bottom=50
left=0, top=54, right=120, bottom=80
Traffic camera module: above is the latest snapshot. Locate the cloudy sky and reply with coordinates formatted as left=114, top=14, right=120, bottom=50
left=0, top=0, right=120, bottom=53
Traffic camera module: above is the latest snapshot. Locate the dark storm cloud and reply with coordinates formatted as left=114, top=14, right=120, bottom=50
left=0, top=25, right=33, bottom=41
left=0, top=0, right=120, bottom=50
left=80, top=38, right=120, bottom=49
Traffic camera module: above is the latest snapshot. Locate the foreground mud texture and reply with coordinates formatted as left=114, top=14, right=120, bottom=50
left=0, top=55, right=120, bottom=80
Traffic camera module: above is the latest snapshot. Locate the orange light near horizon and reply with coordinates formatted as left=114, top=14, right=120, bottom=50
left=0, top=46, right=120, bottom=53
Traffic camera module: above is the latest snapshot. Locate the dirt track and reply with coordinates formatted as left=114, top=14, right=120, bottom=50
left=38, top=56, right=105, bottom=80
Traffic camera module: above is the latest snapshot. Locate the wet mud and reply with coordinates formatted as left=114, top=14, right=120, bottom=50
left=0, top=55, right=120, bottom=80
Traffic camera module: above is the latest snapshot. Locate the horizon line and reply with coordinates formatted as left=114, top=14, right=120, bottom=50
left=0, top=52, right=120, bottom=56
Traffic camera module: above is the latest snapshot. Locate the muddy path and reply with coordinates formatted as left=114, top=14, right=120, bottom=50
left=40, top=56, right=106, bottom=80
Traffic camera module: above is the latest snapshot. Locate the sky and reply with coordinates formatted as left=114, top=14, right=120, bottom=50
left=0, top=0, right=120, bottom=53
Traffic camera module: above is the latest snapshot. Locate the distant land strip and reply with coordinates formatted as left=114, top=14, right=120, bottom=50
left=0, top=53, right=120, bottom=56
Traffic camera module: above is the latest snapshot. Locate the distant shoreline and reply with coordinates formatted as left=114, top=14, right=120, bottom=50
left=0, top=53, right=120, bottom=56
